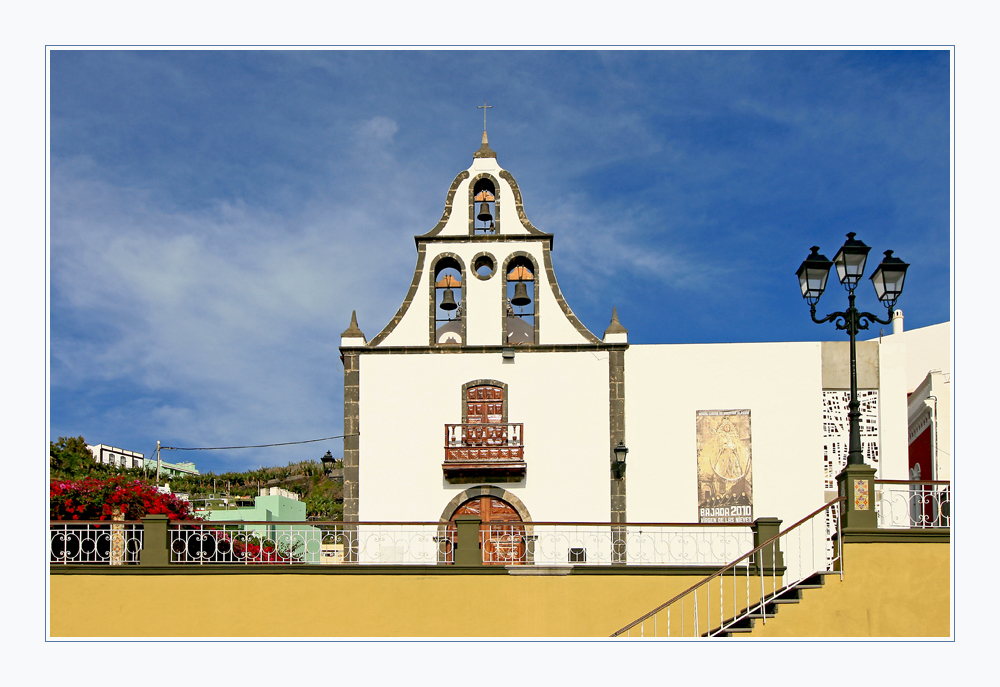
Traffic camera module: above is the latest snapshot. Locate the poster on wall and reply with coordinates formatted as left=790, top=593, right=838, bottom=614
left=697, top=409, right=753, bottom=524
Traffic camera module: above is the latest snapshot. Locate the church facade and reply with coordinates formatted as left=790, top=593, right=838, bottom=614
left=338, top=133, right=951, bottom=535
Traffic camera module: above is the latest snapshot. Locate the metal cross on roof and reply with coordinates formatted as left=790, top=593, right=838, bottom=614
left=478, top=100, right=492, bottom=131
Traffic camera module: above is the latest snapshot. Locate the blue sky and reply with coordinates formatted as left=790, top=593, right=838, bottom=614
left=48, top=49, right=951, bottom=475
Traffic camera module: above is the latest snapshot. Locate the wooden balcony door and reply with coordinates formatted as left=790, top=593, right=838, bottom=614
left=450, top=495, right=525, bottom=565
left=467, top=385, right=503, bottom=424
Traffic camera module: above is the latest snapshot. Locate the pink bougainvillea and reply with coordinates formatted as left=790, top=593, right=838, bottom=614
left=50, top=476, right=198, bottom=521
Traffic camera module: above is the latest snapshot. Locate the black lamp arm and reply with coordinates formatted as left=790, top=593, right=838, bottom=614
left=809, top=304, right=846, bottom=327
left=858, top=309, right=893, bottom=328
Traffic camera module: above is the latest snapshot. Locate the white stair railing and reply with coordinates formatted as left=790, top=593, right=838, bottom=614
left=612, top=498, right=843, bottom=637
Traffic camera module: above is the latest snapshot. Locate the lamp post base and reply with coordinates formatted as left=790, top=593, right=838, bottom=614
left=836, top=464, right=878, bottom=531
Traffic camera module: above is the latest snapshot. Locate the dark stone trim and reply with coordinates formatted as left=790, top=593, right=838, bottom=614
left=498, top=170, right=547, bottom=237
left=422, top=170, right=470, bottom=237
left=836, top=528, right=951, bottom=544
left=609, top=349, right=626, bottom=525
left=566, top=564, right=775, bottom=577
left=415, top=234, right=554, bottom=246
left=471, top=251, right=497, bottom=281
left=542, top=245, right=602, bottom=344
left=461, top=379, right=509, bottom=423
left=439, top=485, right=532, bottom=524
left=343, top=351, right=360, bottom=522
left=428, top=252, right=468, bottom=346
left=502, top=251, right=540, bottom=346
left=368, top=245, right=427, bottom=347
left=351, top=344, right=624, bottom=356
left=468, top=173, right=501, bottom=236
left=351, top=343, right=625, bottom=355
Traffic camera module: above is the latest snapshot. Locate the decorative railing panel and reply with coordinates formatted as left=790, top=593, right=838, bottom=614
left=169, top=522, right=453, bottom=565
left=481, top=524, right=754, bottom=566
left=50, top=522, right=143, bottom=565
left=444, top=423, right=524, bottom=463
left=876, top=481, right=950, bottom=529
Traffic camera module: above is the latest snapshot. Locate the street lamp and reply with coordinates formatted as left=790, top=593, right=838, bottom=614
left=796, top=233, right=909, bottom=466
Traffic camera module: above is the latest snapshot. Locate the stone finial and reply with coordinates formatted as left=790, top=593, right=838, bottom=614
left=473, top=130, right=497, bottom=159
left=605, top=307, right=628, bottom=334
left=341, top=310, right=366, bottom=340
left=603, top=307, right=628, bottom=343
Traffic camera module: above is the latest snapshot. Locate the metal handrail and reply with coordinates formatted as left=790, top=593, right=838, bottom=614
left=875, top=480, right=950, bottom=485
left=611, top=498, right=845, bottom=637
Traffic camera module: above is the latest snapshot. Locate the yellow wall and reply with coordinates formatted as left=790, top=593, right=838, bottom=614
left=744, top=541, right=951, bottom=637
left=50, top=571, right=706, bottom=638
left=50, top=540, right=951, bottom=638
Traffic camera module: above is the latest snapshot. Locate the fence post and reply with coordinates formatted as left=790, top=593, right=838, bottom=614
left=836, top=464, right=878, bottom=531
left=751, top=517, right=784, bottom=572
left=139, top=514, right=170, bottom=566
left=454, top=516, right=483, bottom=567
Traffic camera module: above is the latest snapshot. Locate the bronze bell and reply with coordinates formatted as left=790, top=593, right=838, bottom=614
left=440, top=287, right=458, bottom=311
left=511, top=281, right=531, bottom=307
left=477, top=201, right=493, bottom=223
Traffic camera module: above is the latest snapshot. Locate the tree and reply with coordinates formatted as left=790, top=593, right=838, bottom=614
left=50, top=436, right=109, bottom=480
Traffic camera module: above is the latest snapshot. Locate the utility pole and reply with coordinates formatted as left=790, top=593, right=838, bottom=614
left=156, top=440, right=161, bottom=486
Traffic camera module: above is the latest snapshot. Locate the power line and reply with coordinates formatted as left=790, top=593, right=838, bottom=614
left=161, top=434, right=357, bottom=451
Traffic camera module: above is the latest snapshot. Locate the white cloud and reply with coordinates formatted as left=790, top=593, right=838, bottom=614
left=49, top=129, right=426, bottom=468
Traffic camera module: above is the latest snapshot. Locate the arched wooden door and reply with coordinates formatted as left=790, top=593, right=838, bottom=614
left=449, top=495, right=525, bottom=565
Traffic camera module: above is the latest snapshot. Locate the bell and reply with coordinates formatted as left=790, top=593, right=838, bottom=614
left=477, top=201, right=493, bottom=223
left=440, top=287, right=458, bottom=311
left=511, top=281, right=531, bottom=307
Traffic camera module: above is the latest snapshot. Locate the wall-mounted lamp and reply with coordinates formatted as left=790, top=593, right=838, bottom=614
left=321, top=450, right=335, bottom=476
left=612, top=440, right=628, bottom=480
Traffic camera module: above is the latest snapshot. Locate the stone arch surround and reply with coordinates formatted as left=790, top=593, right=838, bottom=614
left=439, top=485, right=532, bottom=523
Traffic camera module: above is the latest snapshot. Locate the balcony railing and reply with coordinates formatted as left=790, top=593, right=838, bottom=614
left=480, top=523, right=755, bottom=566
left=443, top=423, right=525, bottom=478
left=169, top=522, right=453, bottom=565
left=876, top=480, right=951, bottom=529
left=50, top=521, right=144, bottom=565
left=50, top=520, right=755, bottom=567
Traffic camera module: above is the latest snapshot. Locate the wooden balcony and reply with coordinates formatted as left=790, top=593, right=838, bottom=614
left=443, top=423, right=525, bottom=482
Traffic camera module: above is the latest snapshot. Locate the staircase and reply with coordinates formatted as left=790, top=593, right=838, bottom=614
left=708, top=572, right=829, bottom=637
left=612, top=499, right=844, bottom=638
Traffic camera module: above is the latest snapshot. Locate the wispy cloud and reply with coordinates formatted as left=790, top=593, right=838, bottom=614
left=49, top=50, right=950, bottom=471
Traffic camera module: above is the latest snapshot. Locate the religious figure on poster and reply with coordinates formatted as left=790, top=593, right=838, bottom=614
left=696, top=409, right=753, bottom=524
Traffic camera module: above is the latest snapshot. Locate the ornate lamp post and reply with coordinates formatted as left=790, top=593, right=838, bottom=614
left=797, top=233, right=909, bottom=467
left=797, top=233, right=909, bottom=529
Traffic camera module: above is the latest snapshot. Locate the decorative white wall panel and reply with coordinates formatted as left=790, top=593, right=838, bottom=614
left=822, top=390, right=880, bottom=489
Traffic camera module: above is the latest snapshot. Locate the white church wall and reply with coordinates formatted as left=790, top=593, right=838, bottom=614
left=624, top=341, right=826, bottom=529
left=875, top=338, right=911, bottom=481
left=535, top=254, right=595, bottom=345
left=877, top=322, right=951, bottom=481
left=357, top=350, right=611, bottom=522
left=376, top=259, right=431, bottom=347
left=878, top=321, right=951, bottom=390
